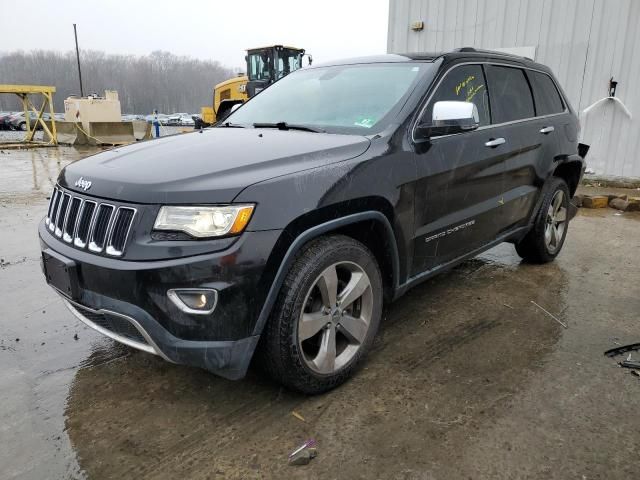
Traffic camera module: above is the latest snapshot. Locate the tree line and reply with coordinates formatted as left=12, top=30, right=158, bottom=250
left=0, top=50, right=236, bottom=114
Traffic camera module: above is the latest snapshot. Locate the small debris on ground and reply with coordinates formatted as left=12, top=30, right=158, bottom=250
left=291, top=411, right=306, bottom=422
left=619, top=360, right=640, bottom=369
left=288, top=439, right=317, bottom=466
left=604, top=343, right=640, bottom=358
left=73, top=333, right=79, bottom=341
left=530, top=301, right=568, bottom=328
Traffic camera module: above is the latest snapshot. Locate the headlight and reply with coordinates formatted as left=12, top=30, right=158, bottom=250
left=154, top=205, right=254, bottom=238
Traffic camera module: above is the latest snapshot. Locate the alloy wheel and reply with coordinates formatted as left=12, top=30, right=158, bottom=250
left=545, top=190, right=567, bottom=254
left=297, top=261, right=373, bottom=374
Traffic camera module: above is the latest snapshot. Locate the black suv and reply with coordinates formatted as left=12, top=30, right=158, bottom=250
left=39, top=49, right=586, bottom=394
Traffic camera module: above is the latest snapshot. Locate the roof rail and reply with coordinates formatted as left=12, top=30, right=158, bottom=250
left=452, top=47, right=533, bottom=61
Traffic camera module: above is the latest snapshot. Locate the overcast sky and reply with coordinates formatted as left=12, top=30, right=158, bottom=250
left=0, top=0, right=389, bottom=69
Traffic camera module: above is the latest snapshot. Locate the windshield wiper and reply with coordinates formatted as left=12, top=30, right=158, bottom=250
left=252, top=122, right=325, bottom=133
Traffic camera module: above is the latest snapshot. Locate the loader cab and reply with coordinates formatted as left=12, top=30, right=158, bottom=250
left=246, top=45, right=305, bottom=97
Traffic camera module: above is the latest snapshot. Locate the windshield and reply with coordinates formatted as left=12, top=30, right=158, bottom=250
left=226, top=63, right=430, bottom=134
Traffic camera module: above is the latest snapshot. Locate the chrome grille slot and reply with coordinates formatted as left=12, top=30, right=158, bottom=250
left=88, top=204, right=115, bottom=253
left=63, top=198, right=82, bottom=243
left=54, top=194, right=71, bottom=237
left=45, top=187, right=136, bottom=256
left=75, top=201, right=96, bottom=248
left=45, top=188, right=58, bottom=226
left=48, top=189, right=61, bottom=232
left=106, top=208, right=136, bottom=256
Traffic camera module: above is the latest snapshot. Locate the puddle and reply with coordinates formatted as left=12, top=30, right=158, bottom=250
left=0, top=146, right=104, bottom=202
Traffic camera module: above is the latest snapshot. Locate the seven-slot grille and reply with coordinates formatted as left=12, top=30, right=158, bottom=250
left=45, top=187, right=136, bottom=257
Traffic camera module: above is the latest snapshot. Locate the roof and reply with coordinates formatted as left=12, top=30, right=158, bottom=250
left=313, top=47, right=545, bottom=70
left=246, top=45, right=305, bottom=53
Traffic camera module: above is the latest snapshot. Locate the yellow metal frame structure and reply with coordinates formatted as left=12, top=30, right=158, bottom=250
left=0, top=84, right=57, bottom=145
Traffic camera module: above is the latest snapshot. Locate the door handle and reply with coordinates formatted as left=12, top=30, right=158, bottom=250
left=539, top=126, right=555, bottom=134
left=484, top=137, right=506, bottom=147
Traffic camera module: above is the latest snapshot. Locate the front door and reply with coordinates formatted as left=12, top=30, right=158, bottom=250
left=411, top=63, right=508, bottom=276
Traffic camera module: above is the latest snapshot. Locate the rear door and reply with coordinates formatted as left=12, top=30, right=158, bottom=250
left=526, top=69, right=570, bottom=197
left=484, top=64, right=545, bottom=231
left=411, top=63, right=506, bottom=275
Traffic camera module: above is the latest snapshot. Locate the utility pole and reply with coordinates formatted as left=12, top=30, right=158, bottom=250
left=73, top=24, right=84, bottom=97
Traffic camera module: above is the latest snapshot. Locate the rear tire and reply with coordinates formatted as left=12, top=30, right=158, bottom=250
left=19, top=122, right=27, bottom=131
left=515, top=177, right=570, bottom=263
left=257, top=235, right=383, bottom=394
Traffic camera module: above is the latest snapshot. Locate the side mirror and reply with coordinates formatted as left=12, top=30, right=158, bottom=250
left=415, top=101, right=480, bottom=140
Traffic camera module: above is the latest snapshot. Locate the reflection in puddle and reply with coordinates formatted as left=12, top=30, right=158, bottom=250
left=0, top=146, right=104, bottom=200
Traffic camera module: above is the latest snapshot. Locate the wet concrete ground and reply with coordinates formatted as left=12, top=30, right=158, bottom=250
left=1, top=146, right=639, bottom=479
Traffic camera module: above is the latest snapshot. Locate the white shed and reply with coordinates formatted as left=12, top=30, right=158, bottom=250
left=387, top=0, right=640, bottom=180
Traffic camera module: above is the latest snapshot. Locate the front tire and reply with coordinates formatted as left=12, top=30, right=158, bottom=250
left=515, top=177, right=570, bottom=263
left=258, top=235, right=383, bottom=394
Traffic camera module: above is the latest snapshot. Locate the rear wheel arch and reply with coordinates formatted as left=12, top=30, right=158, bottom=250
left=552, top=160, right=583, bottom=197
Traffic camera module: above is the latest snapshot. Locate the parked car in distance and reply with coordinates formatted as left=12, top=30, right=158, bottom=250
left=10, top=112, right=55, bottom=130
left=0, top=111, right=18, bottom=130
left=121, top=114, right=145, bottom=122
left=39, top=49, right=587, bottom=394
left=145, top=113, right=170, bottom=125
left=178, top=114, right=195, bottom=127
left=165, top=113, right=189, bottom=126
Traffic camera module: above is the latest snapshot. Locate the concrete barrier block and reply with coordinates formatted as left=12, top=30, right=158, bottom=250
left=582, top=195, right=608, bottom=208
left=626, top=197, right=640, bottom=211
left=609, top=198, right=629, bottom=211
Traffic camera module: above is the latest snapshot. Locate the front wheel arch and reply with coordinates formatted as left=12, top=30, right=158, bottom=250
left=251, top=211, right=400, bottom=338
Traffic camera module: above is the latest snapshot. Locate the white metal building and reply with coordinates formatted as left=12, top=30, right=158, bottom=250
left=387, top=0, right=640, bottom=180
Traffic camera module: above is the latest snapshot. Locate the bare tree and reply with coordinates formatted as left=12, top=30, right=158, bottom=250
left=0, top=50, right=235, bottom=114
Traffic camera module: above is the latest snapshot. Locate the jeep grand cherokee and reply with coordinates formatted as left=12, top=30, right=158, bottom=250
left=39, top=48, right=586, bottom=394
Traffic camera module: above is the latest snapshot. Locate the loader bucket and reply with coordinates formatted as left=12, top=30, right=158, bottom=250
left=47, top=121, right=88, bottom=145
left=132, top=120, right=152, bottom=141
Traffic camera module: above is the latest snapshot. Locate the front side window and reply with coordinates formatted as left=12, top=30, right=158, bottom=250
left=527, top=71, right=564, bottom=116
left=485, top=65, right=535, bottom=123
left=248, top=53, right=271, bottom=81
left=226, top=63, right=433, bottom=134
left=423, top=64, right=490, bottom=127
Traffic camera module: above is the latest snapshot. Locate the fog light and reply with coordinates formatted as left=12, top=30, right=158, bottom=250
left=167, top=288, right=218, bottom=315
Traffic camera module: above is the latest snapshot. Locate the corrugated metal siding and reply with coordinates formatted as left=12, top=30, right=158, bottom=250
left=388, top=0, right=640, bottom=179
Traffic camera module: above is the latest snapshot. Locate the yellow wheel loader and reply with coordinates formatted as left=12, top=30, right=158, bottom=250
left=196, top=45, right=308, bottom=128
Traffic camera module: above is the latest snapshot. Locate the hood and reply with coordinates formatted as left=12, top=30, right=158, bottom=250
left=59, top=128, right=370, bottom=204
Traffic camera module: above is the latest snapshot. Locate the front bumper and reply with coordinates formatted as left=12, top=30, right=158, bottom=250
left=39, top=220, right=282, bottom=380
left=63, top=297, right=259, bottom=379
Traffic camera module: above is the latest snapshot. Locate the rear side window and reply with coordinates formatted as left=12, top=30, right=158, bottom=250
left=424, top=64, right=490, bottom=126
left=528, top=71, right=565, bottom=116
left=485, top=65, right=535, bottom=123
